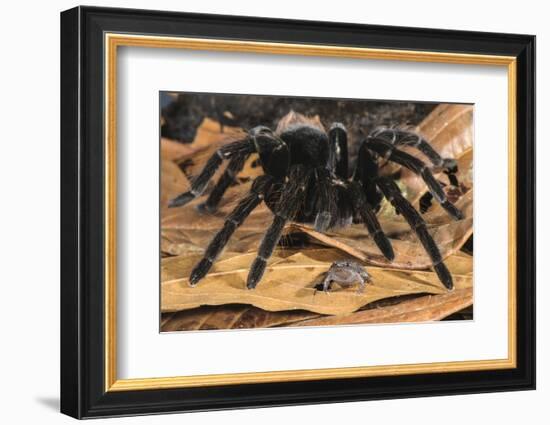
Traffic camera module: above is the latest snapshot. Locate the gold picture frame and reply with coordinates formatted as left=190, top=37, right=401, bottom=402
left=105, top=34, right=517, bottom=392
left=61, top=6, right=535, bottom=419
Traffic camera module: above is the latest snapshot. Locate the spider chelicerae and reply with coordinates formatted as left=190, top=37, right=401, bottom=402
left=168, top=112, right=464, bottom=290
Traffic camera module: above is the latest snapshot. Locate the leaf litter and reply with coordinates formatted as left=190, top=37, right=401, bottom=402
left=160, top=105, right=474, bottom=330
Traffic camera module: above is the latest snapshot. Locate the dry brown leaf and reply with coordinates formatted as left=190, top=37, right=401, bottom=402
left=161, top=181, right=273, bottom=255
left=289, top=287, right=473, bottom=327
left=399, top=104, right=473, bottom=200
left=239, top=153, right=263, bottom=180
left=160, top=254, right=473, bottom=332
left=160, top=160, right=190, bottom=209
left=187, top=118, right=245, bottom=152
left=161, top=249, right=472, bottom=315
left=161, top=305, right=318, bottom=332
left=161, top=118, right=245, bottom=164
left=160, top=110, right=474, bottom=322
left=175, top=118, right=245, bottom=177
left=161, top=138, right=195, bottom=161
left=416, top=104, right=473, bottom=158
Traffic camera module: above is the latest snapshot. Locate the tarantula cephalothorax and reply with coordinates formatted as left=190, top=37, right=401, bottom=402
left=168, top=113, right=464, bottom=290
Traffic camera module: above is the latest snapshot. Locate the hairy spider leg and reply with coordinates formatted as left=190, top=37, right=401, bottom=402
left=376, top=128, right=463, bottom=215
left=302, top=175, right=317, bottom=218
left=373, top=128, right=458, bottom=172
left=353, top=141, right=384, bottom=211
left=376, top=177, right=453, bottom=290
left=347, top=181, right=395, bottom=261
left=188, top=176, right=273, bottom=286
left=418, top=174, right=461, bottom=214
left=253, top=130, right=291, bottom=180
left=313, top=168, right=338, bottom=231
left=168, top=138, right=255, bottom=208
left=365, top=136, right=464, bottom=220
left=350, top=142, right=394, bottom=260
left=419, top=185, right=439, bottom=214
left=246, top=165, right=311, bottom=289
left=304, top=122, right=351, bottom=231
left=198, top=153, right=250, bottom=213
left=206, top=129, right=289, bottom=211
left=328, top=123, right=349, bottom=179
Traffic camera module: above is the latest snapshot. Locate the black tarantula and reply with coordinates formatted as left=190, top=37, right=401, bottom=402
left=168, top=113, right=463, bottom=290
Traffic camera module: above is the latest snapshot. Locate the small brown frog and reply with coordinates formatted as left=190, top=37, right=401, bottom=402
left=316, top=260, right=372, bottom=294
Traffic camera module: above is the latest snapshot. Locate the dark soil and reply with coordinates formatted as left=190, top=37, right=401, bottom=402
left=161, top=92, right=437, bottom=160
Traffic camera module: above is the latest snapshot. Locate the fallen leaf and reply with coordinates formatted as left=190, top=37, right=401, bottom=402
left=416, top=104, right=474, bottom=158
left=161, top=181, right=273, bottom=255
left=161, top=304, right=318, bottom=332
left=162, top=118, right=245, bottom=162
left=161, top=138, right=194, bottom=161
left=239, top=153, right=263, bottom=180
left=160, top=255, right=473, bottom=332
left=399, top=104, right=473, bottom=200
left=187, top=118, right=245, bottom=152
left=289, top=287, right=473, bottom=327
left=161, top=249, right=472, bottom=315
left=160, top=109, right=474, bottom=325
left=174, top=118, right=245, bottom=178
left=160, top=160, right=190, bottom=209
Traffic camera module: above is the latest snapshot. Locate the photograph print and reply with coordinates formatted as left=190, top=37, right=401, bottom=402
left=159, top=92, right=473, bottom=332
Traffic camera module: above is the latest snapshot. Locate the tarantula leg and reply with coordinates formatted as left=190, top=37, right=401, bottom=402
left=354, top=141, right=384, bottom=210
left=302, top=175, right=317, bottom=218
left=419, top=190, right=435, bottom=214
left=313, top=168, right=338, bottom=232
left=446, top=171, right=460, bottom=187
left=198, top=153, right=250, bottom=213
left=247, top=166, right=310, bottom=289
left=188, top=176, right=272, bottom=286
left=348, top=181, right=395, bottom=261
left=328, top=122, right=349, bottom=179
left=305, top=121, right=349, bottom=225
left=376, top=177, right=453, bottom=290
left=419, top=174, right=461, bottom=214
left=372, top=128, right=459, bottom=173
left=246, top=216, right=286, bottom=290
left=366, top=137, right=464, bottom=220
left=168, top=138, right=254, bottom=208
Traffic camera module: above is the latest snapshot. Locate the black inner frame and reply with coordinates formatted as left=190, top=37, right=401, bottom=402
left=60, top=6, right=535, bottom=419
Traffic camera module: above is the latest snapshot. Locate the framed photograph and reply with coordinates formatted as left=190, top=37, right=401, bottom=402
left=60, top=6, right=535, bottom=419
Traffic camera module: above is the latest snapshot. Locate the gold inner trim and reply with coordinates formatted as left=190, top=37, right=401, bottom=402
left=105, top=34, right=117, bottom=390
left=104, top=33, right=518, bottom=392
